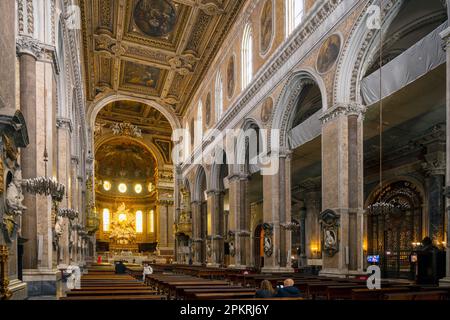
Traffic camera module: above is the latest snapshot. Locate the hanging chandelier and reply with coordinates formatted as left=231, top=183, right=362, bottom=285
left=367, top=197, right=410, bottom=216
left=22, top=177, right=65, bottom=202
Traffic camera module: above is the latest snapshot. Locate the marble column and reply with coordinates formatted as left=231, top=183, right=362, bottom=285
left=56, top=118, right=72, bottom=266
left=424, top=150, right=446, bottom=244
left=17, top=39, right=39, bottom=271
left=191, top=200, right=202, bottom=265
left=440, top=12, right=450, bottom=285
left=227, top=173, right=247, bottom=268
left=206, top=189, right=224, bottom=266
left=298, top=205, right=307, bottom=267
left=320, top=103, right=365, bottom=277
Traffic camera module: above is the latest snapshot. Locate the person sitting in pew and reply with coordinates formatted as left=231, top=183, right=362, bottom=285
left=143, top=263, right=153, bottom=281
left=275, top=279, right=301, bottom=298
left=255, top=280, right=275, bottom=298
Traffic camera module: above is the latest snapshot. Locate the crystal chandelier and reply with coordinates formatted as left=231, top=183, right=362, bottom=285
left=58, top=208, right=79, bottom=220
left=22, top=177, right=65, bottom=202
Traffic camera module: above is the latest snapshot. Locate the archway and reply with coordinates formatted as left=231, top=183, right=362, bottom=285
left=367, top=180, right=424, bottom=279
left=93, top=99, right=176, bottom=261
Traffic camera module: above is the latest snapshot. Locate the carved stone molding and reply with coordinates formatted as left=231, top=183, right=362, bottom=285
left=16, top=36, right=43, bottom=59
left=56, top=118, right=73, bottom=132
left=319, top=102, right=366, bottom=124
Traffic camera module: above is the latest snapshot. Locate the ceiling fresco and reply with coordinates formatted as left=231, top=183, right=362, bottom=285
left=81, top=0, right=246, bottom=116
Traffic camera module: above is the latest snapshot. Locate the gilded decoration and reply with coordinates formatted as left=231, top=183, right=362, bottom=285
left=81, top=0, right=246, bottom=114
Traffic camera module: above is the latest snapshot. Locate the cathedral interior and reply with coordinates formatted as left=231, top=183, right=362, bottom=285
left=1, top=0, right=450, bottom=303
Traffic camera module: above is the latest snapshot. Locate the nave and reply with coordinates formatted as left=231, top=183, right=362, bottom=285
left=60, top=264, right=450, bottom=301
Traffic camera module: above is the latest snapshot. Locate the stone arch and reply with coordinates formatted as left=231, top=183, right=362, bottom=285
left=88, top=93, right=181, bottom=139
left=209, top=151, right=231, bottom=191
left=333, top=0, right=407, bottom=105
left=270, top=68, right=327, bottom=150
left=193, top=165, right=208, bottom=202
left=235, top=118, right=263, bottom=175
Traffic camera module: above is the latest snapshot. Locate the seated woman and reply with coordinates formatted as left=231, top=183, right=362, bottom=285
left=255, top=280, right=275, bottom=298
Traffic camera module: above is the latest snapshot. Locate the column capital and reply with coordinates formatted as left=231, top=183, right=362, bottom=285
left=57, top=118, right=73, bottom=132
left=16, top=36, right=43, bottom=59
left=423, top=151, right=446, bottom=176
left=319, top=102, right=366, bottom=124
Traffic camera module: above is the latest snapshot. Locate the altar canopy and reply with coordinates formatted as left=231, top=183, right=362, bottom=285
left=361, top=22, right=447, bottom=106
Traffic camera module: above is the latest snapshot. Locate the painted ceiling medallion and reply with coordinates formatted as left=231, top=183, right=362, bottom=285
left=316, top=34, right=341, bottom=74
left=133, top=0, right=177, bottom=38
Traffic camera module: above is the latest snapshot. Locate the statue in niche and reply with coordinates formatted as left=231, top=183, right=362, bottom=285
left=6, top=169, right=26, bottom=216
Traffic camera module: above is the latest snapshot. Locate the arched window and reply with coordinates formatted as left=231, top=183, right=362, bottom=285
left=136, top=210, right=143, bottom=233
left=215, top=72, right=223, bottom=121
left=241, top=23, right=253, bottom=89
left=102, top=208, right=110, bottom=232
left=285, top=0, right=305, bottom=38
left=196, top=101, right=203, bottom=146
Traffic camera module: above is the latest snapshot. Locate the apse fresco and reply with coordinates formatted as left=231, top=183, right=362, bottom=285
left=316, top=34, right=341, bottom=74
left=133, top=0, right=177, bottom=37
left=227, top=56, right=235, bottom=99
left=260, top=0, right=273, bottom=54
left=123, top=61, right=161, bottom=88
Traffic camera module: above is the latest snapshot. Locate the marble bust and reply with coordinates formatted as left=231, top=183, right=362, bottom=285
left=6, top=169, right=27, bottom=216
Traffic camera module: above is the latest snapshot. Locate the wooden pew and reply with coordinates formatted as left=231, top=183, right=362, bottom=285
left=383, top=291, right=448, bottom=300
left=351, top=287, right=410, bottom=300
left=61, top=295, right=166, bottom=300
left=183, top=288, right=256, bottom=300
left=192, top=291, right=257, bottom=300
left=174, top=285, right=244, bottom=300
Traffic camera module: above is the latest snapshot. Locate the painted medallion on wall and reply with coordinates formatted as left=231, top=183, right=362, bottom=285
left=133, top=0, right=177, bottom=37
left=260, top=97, right=273, bottom=124
left=226, top=56, right=235, bottom=99
left=205, top=92, right=212, bottom=127
left=260, top=0, right=273, bottom=55
left=316, top=34, right=341, bottom=74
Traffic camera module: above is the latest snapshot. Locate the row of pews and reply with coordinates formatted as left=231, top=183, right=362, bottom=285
left=61, top=263, right=450, bottom=300
left=60, top=265, right=165, bottom=300
left=140, top=264, right=450, bottom=300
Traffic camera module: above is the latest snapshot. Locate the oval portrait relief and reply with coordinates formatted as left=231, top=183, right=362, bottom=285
left=133, top=0, right=177, bottom=38
left=227, top=56, right=235, bottom=99
left=260, top=0, right=273, bottom=55
left=205, top=92, right=212, bottom=127
left=260, top=97, right=273, bottom=124
left=316, top=34, right=341, bottom=74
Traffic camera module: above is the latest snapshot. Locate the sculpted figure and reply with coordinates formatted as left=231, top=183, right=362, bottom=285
left=6, top=169, right=27, bottom=216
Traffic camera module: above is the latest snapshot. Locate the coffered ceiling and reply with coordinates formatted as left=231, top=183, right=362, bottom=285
left=80, top=0, right=246, bottom=116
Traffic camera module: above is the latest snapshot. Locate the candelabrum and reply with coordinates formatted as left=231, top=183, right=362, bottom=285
left=22, top=176, right=65, bottom=202
left=58, top=208, right=79, bottom=220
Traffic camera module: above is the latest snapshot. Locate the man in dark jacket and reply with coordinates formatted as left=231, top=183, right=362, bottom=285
left=275, top=279, right=301, bottom=297
left=115, top=261, right=127, bottom=274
